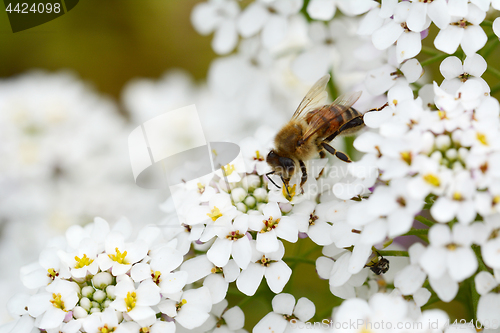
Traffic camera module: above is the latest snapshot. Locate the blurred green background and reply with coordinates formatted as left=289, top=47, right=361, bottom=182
left=0, top=0, right=214, bottom=99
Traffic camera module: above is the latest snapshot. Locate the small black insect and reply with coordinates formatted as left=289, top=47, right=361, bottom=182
left=365, top=253, right=390, bottom=275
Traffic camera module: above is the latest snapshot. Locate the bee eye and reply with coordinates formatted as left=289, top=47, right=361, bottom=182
left=278, top=156, right=295, bottom=173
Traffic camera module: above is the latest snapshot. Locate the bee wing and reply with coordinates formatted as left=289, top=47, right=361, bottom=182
left=292, top=74, right=330, bottom=120
left=301, top=91, right=363, bottom=142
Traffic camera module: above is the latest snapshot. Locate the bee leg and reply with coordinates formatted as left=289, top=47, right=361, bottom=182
left=316, top=150, right=326, bottom=179
left=266, top=171, right=281, bottom=189
left=365, top=102, right=389, bottom=114
left=324, top=116, right=365, bottom=142
left=321, top=142, right=351, bottom=163
left=299, top=160, right=307, bottom=194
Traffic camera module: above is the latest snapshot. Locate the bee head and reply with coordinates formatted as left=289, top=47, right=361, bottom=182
left=266, top=150, right=295, bottom=178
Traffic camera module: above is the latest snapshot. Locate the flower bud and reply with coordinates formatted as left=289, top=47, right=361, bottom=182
left=253, top=188, right=268, bottom=202
left=236, top=202, right=247, bottom=213
left=430, top=151, right=442, bottom=162
left=245, top=175, right=262, bottom=192
left=103, top=299, right=112, bottom=308
left=257, top=203, right=266, bottom=213
left=93, top=290, right=106, bottom=303
left=244, top=195, right=256, bottom=208
left=106, top=285, right=116, bottom=299
left=445, top=148, right=457, bottom=160
left=231, top=187, right=247, bottom=203
left=92, top=272, right=112, bottom=289
left=80, top=297, right=91, bottom=311
left=435, top=135, right=451, bottom=150
left=458, top=147, right=468, bottom=161
left=72, top=306, right=88, bottom=319
left=279, top=202, right=292, bottom=214
left=90, top=307, right=101, bottom=314
left=421, top=132, right=435, bottom=154
left=452, top=129, right=463, bottom=145
left=81, top=286, right=94, bottom=298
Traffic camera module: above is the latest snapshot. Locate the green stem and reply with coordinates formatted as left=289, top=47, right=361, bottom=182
left=420, top=46, right=443, bottom=56
left=282, top=257, right=317, bottom=265
left=415, top=215, right=435, bottom=228
left=420, top=53, right=449, bottom=67
left=376, top=250, right=409, bottom=257
left=401, top=228, right=429, bottom=236
left=486, top=66, right=500, bottom=81
left=480, top=38, right=499, bottom=59
left=481, top=20, right=493, bottom=27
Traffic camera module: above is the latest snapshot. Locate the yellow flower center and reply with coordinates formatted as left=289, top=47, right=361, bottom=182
left=125, top=291, right=137, bottom=312
left=50, top=293, right=66, bottom=311
left=254, top=150, right=264, bottom=161
left=476, top=132, right=488, bottom=145
left=400, top=151, right=412, bottom=165
left=493, top=196, right=500, bottom=205
left=47, top=268, right=59, bottom=280
left=453, top=192, right=463, bottom=201
left=207, top=206, right=222, bottom=221
left=197, top=182, right=205, bottom=194
left=108, top=248, right=128, bottom=265
left=74, top=254, right=94, bottom=269
left=151, top=271, right=161, bottom=285
left=282, top=184, right=296, bottom=201
left=423, top=173, right=440, bottom=187
left=99, top=324, right=116, bottom=333
left=222, top=164, right=235, bottom=176
left=176, top=299, right=187, bottom=311
left=260, top=216, right=281, bottom=233
left=226, top=230, right=244, bottom=240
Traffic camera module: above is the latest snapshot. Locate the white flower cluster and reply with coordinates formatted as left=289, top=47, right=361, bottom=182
left=4, top=0, right=500, bottom=331
left=3, top=217, right=245, bottom=332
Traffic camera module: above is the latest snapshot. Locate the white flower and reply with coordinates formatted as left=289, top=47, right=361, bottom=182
left=365, top=57, right=423, bottom=96
left=248, top=202, right=298, bottom=253
left=477, top=293, right=500, bottom=328
left=253, top=293, right=315, bottom=333
left=236, top=240, right=292, bottom=296
left=439, top=54, right=489, bottom=95
left=434, top=4, right=487, bottom=56
left=208, top=214, right=252, bottom=269
left=109, top=275, right=160, bottom=327
left=371, top=2, right=427, bottom=63
left=180, top=254, right=240, bottom=304
left=394, top=243, right=427, bottom=295
left=157, top=286, right=212, bottom=330
left=28, top=279, right=80, bottom=330
left=291, top=200, right=334, bottom=246
left=191, top=0, right=240, bottom=54
left=406, top=0, right=451, bottom=32
left=237, top=0, right=303, bottom=48
left=97, top=232, right=148, bottom=276
left=58, top=239, right=100, bottom=279
left=419, top=224, right=477, bottom=283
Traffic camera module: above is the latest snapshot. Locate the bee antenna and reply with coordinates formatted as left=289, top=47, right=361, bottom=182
left=266, top=171, right=281, bottom=189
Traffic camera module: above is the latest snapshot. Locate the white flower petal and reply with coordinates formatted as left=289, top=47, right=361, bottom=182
left=461, top=25, right=487, bottom=56
left=429, top=272, right=459, bottom=302
left=294, top=297, right=315, bottom=322
left=265, top=261, right=292, bottom=293
left=434, top=26, right=464, bottom=54
left=396, top=31, right=421, bottom=63
left=372, top=21, right=404, bottom=50
left=307, top=0, right=336, bottom=21
left=236, top=263, right=265, bottom=296
left=272, top=293, right=295, bottom=315
left=394, top=265, right=427, bottom=295
left=475, top=271, right=498, bottom=295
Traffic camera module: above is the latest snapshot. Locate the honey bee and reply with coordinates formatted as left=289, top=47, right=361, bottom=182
left=266, top=74, right=387, bottom=194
